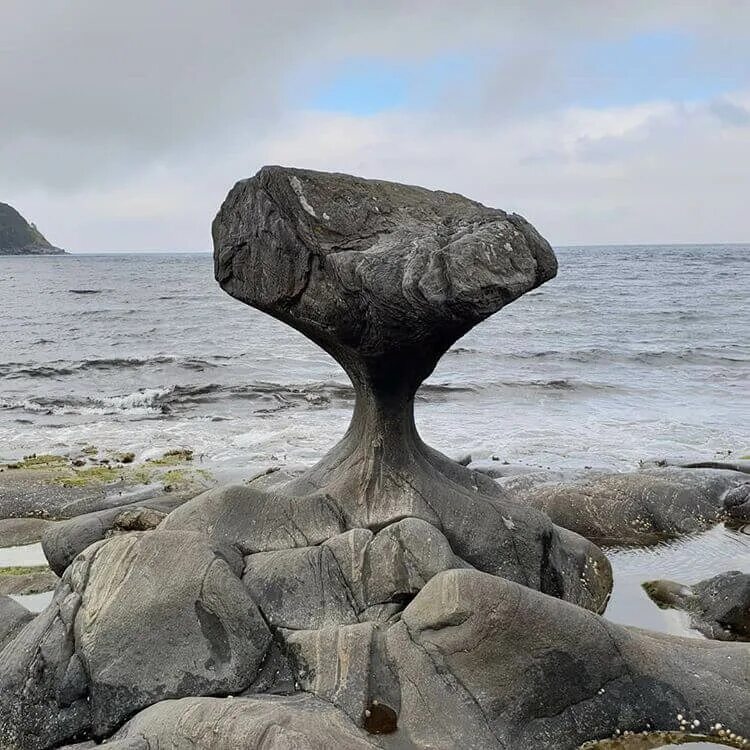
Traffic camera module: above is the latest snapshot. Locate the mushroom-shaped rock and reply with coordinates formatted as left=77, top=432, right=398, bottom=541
left=0, top=530, right=272, bottom=748
left=204, top=166, right=611, bottom=612
left=644, top=570, right=750, bottom=642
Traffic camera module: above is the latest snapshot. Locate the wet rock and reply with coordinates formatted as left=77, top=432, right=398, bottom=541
left=642, top=455, right=750, bottom=475
left=520, top=468, right=747, bottom=544
left=724, top=483, right=750, bottom=522
left=110, top=694, right=381, bottom=749
left=644, top=570, right=750, bottom=641
left=0, top=530, right=272, bottom=747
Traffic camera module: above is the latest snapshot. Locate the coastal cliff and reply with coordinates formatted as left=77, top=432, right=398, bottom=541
left=0, top=203, right=65, bottom=255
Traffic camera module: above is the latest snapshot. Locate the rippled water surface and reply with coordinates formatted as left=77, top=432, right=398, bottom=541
left=1, top=245, right=748, bottom=474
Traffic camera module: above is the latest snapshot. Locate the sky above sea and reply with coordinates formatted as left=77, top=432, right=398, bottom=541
left=1, top=3, right=749, bottom=252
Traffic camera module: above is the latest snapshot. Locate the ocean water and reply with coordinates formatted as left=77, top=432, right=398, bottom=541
left=1, top=245, right=748, bottom=474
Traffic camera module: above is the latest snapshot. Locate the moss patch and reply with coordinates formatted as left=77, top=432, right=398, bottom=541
left=4, top=454, right=68, bottom=470
left=146, top=449, right=194, bottom=466
left=0, top=565, right=50, bottom=576
left=53, top=466, right=121, bottom=487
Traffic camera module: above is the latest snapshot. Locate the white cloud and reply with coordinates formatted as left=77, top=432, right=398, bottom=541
left=1, top=1, right=749, bottom=250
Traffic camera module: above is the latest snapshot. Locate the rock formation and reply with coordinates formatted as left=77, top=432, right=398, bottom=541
left=512, top=467, right=750, bottom=545
left=0, top=203, right=65, bottom=255
left=644, top=570, right=750, bottom=642
left=1, top=167, right=748, bottom=750
left=206, top=165, right=610, bottom=610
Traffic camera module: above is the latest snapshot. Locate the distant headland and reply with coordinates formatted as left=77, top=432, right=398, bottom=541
left=0, top=202, right=66, bottom=255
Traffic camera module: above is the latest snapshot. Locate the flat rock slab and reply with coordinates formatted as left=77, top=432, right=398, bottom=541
left=0, top=517, right=52, bottom=546
left=0, top=567, right=57, bottom=595
left=519, top=467, right=748, bottom=544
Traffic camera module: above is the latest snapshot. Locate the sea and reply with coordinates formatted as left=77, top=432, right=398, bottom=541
left=1, top=245, right=748, bottom=474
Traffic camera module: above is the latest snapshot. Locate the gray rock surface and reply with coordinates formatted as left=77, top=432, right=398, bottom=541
left=41, top=496, right=180, bottom=575
left=724, top=482, right=750, bottom=523
left=0, top=595, right=33, bottom=650
left=0, top=530, right=271, bottom=747
left=387, top=569, right=750, bottom=749
left=519, top=468, right=748, bottom=544
left=241, top=519, right=468, bottom=630
left=644, top=570, right=750, bottom=641
left=111, top=695, right=382, bottom=749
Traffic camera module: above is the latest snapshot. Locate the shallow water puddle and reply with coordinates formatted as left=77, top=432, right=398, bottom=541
left=604, top=524, right=750, bottom=636
left=0, top=541, right=47, bottom=567
left=9, top=591, right=53, bottom=612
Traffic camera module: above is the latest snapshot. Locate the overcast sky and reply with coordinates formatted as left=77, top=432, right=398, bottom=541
left=2, top=1, right=749, bottom=252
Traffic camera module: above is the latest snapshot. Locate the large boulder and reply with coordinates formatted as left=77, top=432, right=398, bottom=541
left=0, top=530, right=271, bottom=748
left=387, top=569, right=750, bottom=749
left=518, top=468, right=749, bottom=544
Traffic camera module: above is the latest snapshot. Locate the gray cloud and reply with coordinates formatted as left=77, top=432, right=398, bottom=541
left=1, top=1, right=749, bottom=250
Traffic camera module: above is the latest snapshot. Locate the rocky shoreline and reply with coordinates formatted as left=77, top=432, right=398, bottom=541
left=0, top=168, right=748, bottom=749
left=0, top=202, right=66, bottom=255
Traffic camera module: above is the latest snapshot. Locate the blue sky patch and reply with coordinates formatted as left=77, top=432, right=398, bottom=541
left=306, top=54, right=475, bottom=115
left=574, top=30, right=747, bottom=108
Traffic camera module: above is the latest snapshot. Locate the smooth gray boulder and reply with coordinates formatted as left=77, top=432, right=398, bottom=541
left=110, top=695, right=381, bottom=749
left=644, top=570, right=750, bottom=641
left=0, top=530, right=271, bottom=748
left=192, top=165, right=613, bottom=612
left=387, top=569, right=750, bottom=749
left=41, top=496, right=181, bottom=575
left=519, top=468, right=748, bottom=545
